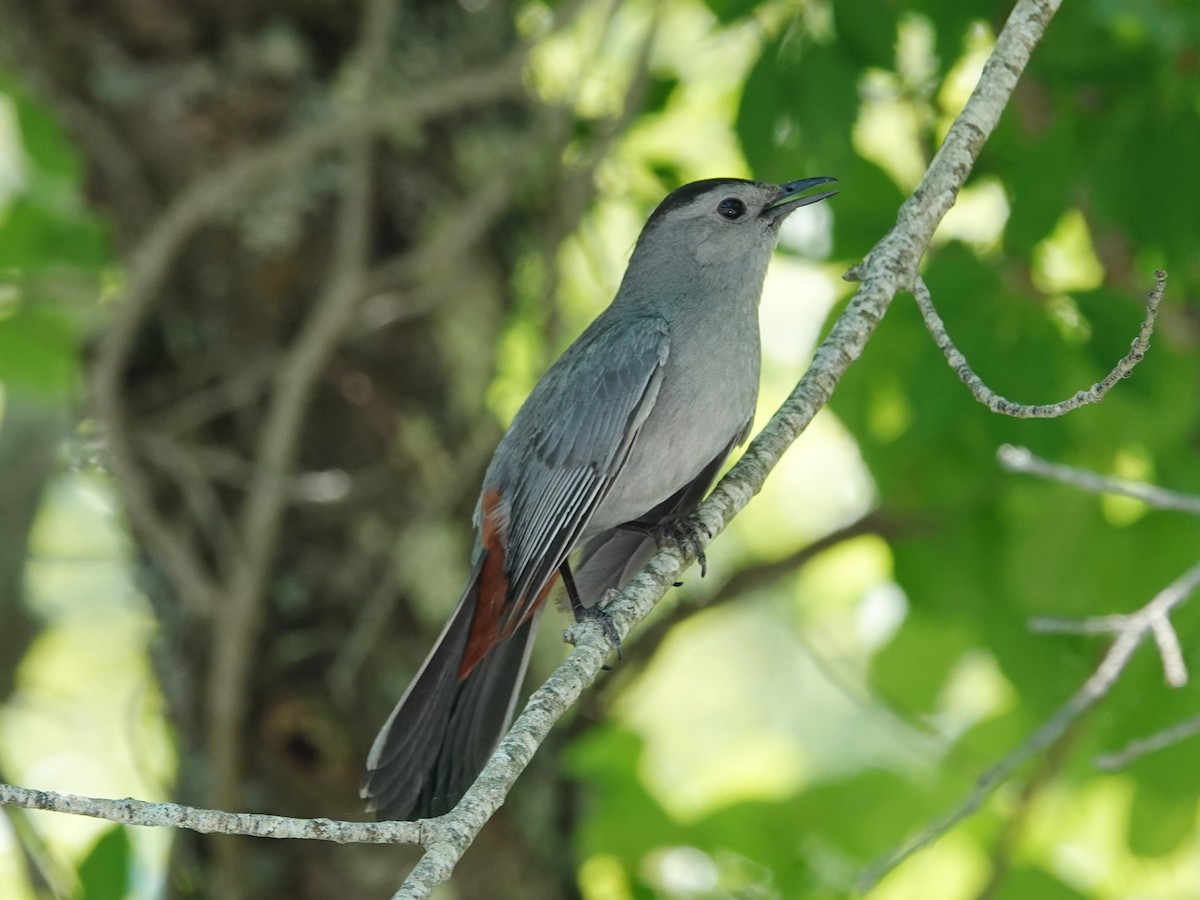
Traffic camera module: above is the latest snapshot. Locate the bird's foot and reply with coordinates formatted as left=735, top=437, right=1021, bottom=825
left=620, top=517, right=712, bottom=577
left=658, top=518, right=712, bottom=577
left=565, top=589, right=623, bottom=669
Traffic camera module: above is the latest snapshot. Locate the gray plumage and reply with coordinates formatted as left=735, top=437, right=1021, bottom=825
left=362, top=176, right=837, bottom=820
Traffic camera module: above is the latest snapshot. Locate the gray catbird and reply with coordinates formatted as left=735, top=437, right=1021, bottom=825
left=362, top=176, right=837, bottom=820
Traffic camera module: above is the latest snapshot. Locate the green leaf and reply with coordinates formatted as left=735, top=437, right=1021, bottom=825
left=76, top=826, right=131, bottom=900
left=736, top=36, right=859, bottom=181
left=993, top=865, right=1089, bottom=899
left=917, top=0, right=1010, bottom=78
left=736, top=39, right=791, bottom=178
left=997, top=119, right=1077, bottom=257
left=640, top=74, right=679, bottom=116
left=699, top=0, right=766, bottom=26
left=0, top=196, right=109, bottom=269
left=1127, top=781, right=1199, bottom=858
left=834, top=0, right=898, bottom=68
left=0, top=71, right=86, bottom=182
left=566, top=727, right=683, bottom=866
left=828, top=156, right=906, bottom=260
left=0, top=303, right=79, bottom=395
left=870, top=608, right=976, bottom=713
left=784, top=769, right=931, bottom=858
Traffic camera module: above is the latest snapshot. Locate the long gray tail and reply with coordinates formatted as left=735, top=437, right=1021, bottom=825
left=362, top=472, right=709, bottom=819
left=362, top=559, right=538, bottom=820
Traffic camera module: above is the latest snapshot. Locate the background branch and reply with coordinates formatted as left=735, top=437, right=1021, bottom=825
left=1095, top=714, right=1200, bottom=772
left=999, top=444, right=1200, bottom=515
left=912, top=271, right=1165, bottom=418
left=89, top=50, right=528, bottom=616
left=860, top=546, right=1200, bottom=890
left=201, top=4, right=400, bottom=893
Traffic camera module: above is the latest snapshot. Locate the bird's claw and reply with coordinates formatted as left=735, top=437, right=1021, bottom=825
left=571, top=591, right=623, bottom=669
left=619, top=517, right=712, bottom=576
left=658, top=519, right=711, bottom=577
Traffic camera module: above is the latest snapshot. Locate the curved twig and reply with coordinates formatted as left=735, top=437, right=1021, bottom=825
left=912, top=271, right=1164, bottom=418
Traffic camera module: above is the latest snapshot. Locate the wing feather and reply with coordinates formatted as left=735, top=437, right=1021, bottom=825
left=489, top=314, right=670, bottom=632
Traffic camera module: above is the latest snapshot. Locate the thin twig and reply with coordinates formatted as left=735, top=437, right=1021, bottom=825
left=1095, top=714, right=1200, bottom=771
left=1030, top=608, right=1188, bottom=687
left=139, top=432, right=240, bottom=574
left=1150, top=617, right=1188, bottom=688
left=1028, top=613, right=1131, bottom=635
left=911, top=271, right=1165, bottom=417
left=148, top=355, right=282, bottom=437
left=610, top=514, right=892, bottom=680
left=0, top=783, right=420, bottom=843
left=998, top=444, right=1200, bottom=516
left=859, top=557, right=1200, bottom=890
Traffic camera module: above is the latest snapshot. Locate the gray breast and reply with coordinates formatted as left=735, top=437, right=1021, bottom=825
left=586, top=312, right=760, bottom=533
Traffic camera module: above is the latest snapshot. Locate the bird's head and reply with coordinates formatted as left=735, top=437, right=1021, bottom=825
left=635, top=176, right=838, bottom=267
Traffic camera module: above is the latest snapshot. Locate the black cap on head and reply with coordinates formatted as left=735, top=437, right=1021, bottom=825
left=642, top=178, right=756, bottom=232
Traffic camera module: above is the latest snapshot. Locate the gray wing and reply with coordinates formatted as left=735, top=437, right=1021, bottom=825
left=490, top=314, right=670, bottom=631
left=570, top=415, right=753, bottom=605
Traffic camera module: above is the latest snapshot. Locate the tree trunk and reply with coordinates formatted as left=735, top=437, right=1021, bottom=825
left=0, top=1, right=588, bottom=895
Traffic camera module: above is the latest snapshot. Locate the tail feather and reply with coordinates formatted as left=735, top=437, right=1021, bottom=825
left=362, top=557, right=538, bottom=820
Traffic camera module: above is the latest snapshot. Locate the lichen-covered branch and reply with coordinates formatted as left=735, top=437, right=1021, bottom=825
left=0, top=784, right=419, bottom=843
left=913, top=272, right=1166, bottom=417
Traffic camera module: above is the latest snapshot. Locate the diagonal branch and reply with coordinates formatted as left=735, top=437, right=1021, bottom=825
left=1, top=2, right=1096, bottom=898
left=1095, top=714, right=1200, bottom=771
left=859, top=557, right=1200, bottom=891
left=396, top=0, right=1067, bottom=894
left=603, top=513, right=896, bottom=687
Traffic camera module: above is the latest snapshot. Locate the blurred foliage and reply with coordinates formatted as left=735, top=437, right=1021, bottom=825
left=0, top=74, right=108, bottom=399
left=0, top=0, right=1198, bottom=898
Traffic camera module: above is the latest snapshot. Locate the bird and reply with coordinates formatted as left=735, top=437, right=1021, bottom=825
left=362, top=175, right=838, bottom=820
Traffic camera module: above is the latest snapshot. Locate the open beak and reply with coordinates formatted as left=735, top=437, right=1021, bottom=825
left=763, top=176, right=839, bottom=219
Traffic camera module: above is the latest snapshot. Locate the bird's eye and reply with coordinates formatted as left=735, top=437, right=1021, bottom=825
left=717, top=197, right=746, bottom=220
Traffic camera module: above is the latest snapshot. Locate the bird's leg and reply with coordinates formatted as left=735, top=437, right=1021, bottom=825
left=619, top=517, right=712, bottom=577
left=560, top=559, right=622, bottom=662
